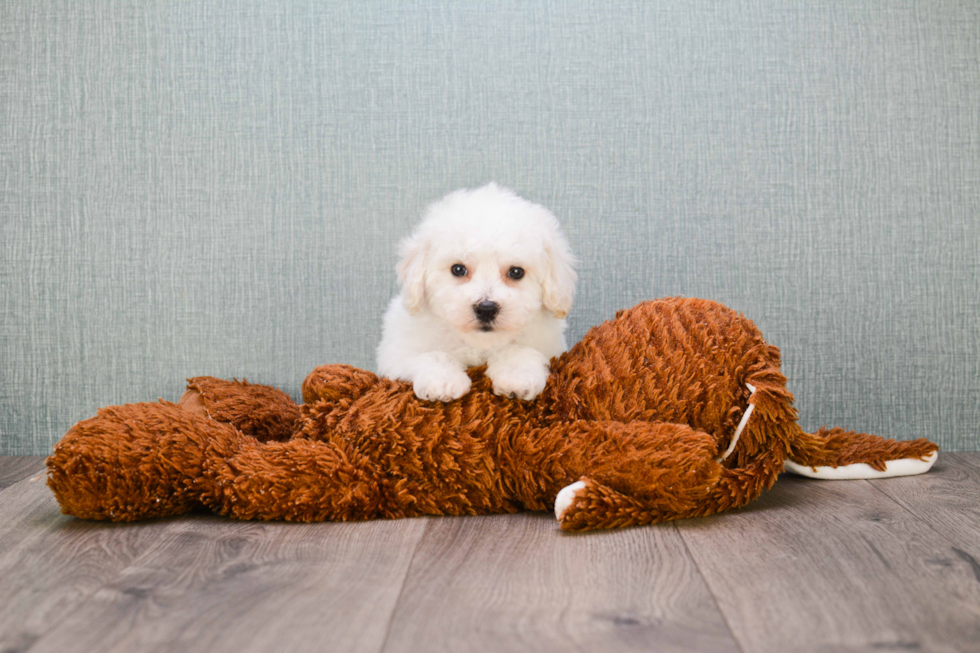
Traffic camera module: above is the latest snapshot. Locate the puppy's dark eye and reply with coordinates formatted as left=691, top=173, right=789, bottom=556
left=451, top=263, right=467, bottom=277
left=507, top=266, right=525, bottom=280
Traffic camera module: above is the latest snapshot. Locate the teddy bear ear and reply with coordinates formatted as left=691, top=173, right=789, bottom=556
left=396, top=233, right=427, bottom=315
left=542, top=234, right=577, bottom=319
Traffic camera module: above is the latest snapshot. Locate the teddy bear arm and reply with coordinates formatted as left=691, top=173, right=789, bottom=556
left=184, top=377, right=300, bottom=442
left=301, top=365, right=382, bottom=405
left=200, top=421, right=531, bottom=522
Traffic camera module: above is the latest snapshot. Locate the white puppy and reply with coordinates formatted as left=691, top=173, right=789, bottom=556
left=377, top=183, right=576, bottom=402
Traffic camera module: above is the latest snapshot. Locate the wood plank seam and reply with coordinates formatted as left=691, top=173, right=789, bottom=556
left=954, top=452, right=980, bottom=472
left=377, top=518, right=431, bottom=653
left=0, top=474, right=170, bottom=651
left=20, top=515, right=432, bottom=653
left=675, top=463, right=980, bottom=651
left=672, top=522, right=747, bottom=653
left=864, top=466, right=980, bottom=559
left=0, top=456, right=48, bottom=490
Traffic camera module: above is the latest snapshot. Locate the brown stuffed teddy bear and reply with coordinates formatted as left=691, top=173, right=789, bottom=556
left=47, top=297, right=938, bottom=531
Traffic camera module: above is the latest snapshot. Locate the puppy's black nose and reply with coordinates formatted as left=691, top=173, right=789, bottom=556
left=473, top=300, right=500, bottom=323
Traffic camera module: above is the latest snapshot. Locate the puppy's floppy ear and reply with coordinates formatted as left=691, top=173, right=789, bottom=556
left=542, top=234, right=577, bottom=319
left=396, top=233, right=427, bottom=315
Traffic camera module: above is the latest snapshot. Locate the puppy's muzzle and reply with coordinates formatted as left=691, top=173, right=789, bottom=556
left=473, top=300, right=500, bottom=330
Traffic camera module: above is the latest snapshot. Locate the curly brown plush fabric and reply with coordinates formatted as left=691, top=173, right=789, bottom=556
left=47, top=297, right=938, bottom=531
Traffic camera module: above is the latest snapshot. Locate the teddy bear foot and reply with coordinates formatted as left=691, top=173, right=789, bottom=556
left=554, top=475, right=716, bottom=532
left=555, top=478, right=654, bottom=531
left=554, top=478, right=651, bottom=531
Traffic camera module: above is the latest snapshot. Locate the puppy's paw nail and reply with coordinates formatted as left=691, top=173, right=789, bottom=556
left=554, top=481, right=587, bottom=521
left=490, top=372, right=545, bottom=401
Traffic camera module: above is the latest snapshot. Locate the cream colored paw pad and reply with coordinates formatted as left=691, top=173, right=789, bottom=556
left=554, top=480, right=586, bottom=521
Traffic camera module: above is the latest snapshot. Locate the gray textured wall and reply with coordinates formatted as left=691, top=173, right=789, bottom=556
left=2, top=0, right=978, bottom=455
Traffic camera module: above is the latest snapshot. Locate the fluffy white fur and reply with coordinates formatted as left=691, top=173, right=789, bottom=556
left=377, top=183, right=577, bottom=402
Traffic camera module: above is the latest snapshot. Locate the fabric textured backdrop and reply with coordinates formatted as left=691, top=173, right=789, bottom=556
left=2, top=0, right=978, bottom=455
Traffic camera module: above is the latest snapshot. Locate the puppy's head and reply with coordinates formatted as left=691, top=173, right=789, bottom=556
left=396, top=183, right=576, bottom=342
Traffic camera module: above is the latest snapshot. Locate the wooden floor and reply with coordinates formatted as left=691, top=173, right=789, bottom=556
left=1, top=454, right=979, bottom=653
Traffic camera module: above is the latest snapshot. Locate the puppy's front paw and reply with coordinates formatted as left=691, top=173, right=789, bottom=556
left=488, top=363, right=548, bottom=400
left=413, top=367, right=472, bottom=402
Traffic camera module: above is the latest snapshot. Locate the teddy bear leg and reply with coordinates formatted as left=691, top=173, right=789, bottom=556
left=47, top=401, right=242, bottom=521
left=550, top=421, right=725, bottom=531
left=554, top=453, right=786, bottom=531
left=182, top=377, right=301, bottom=442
